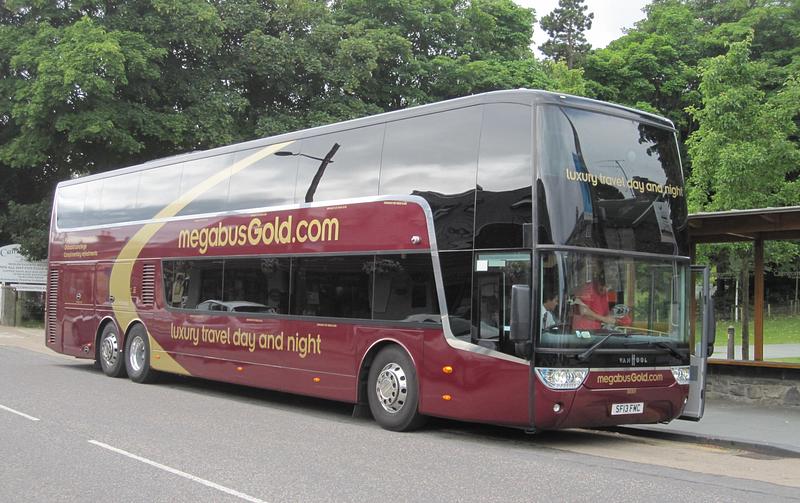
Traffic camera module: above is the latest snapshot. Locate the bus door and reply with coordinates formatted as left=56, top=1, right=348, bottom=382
left=681, top=265, right=715, bottom=420
left=473, top=252, right=532, bottom=357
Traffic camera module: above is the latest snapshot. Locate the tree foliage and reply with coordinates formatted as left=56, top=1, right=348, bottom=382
left=686, top=36, right=800, bottom=212
left=539, top=0, right=594, bottom=69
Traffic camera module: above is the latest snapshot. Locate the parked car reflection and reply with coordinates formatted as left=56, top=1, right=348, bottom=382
left=195, top=300, right=274, bottom=313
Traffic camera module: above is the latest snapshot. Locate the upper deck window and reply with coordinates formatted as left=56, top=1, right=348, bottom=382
left=294, top=125, right=384, bottom=203
left=379, top=106, right=482, bottom=250
left=475, top=103, right=532, bottom=249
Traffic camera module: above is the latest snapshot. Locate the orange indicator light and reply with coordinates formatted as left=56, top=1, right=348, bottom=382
left=154, top=354, right=160, bottom=360
left=313, top=377, right=321, bottom=383
left=442, top=394, right=452, bottom=401
left=442, top=366, right=453, bottom=374
left=236, top=366, right=244, bottom=372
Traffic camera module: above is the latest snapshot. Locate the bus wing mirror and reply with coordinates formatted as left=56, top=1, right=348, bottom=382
left=509, top=285, right=531, bottom=342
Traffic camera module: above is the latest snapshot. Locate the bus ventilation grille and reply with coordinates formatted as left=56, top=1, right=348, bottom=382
left=141, top=264, right=155, bottom=307
left=46, top=269, right=59, bottom=345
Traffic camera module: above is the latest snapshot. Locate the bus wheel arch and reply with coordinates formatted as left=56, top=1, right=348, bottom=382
left=97, top=319, right=127, bottom=378
left=363, top=342, right=426, bottom=432
left=124, top=322, right=158, bottom=384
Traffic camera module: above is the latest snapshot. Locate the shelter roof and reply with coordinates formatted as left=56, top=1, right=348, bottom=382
left=689, top=206, right=800, bottom=243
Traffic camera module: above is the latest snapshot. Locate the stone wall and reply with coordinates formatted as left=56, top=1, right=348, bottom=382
left=707, top=362, right=800, bottom=407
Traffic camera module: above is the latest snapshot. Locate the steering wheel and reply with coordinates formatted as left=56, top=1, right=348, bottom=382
left=611, top=304, right=631, bottom=318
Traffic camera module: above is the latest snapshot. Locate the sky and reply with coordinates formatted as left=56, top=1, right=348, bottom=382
left=514, top=0, right=651, bottom=53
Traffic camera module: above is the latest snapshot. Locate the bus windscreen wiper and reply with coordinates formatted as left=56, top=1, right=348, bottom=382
left=623, top=340, right=684, bottom=359
left=650, top=341, right=683, bottom=359
left=575, top=332, right=630, bottom=362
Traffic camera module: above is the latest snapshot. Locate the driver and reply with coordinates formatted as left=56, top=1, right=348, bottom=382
left=572, top=269, right=617, bottom=330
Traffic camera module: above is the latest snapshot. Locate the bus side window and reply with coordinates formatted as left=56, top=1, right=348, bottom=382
left=439, top=251, right=473, bottom=338
left=162, top=259, right=223, bottom=310
left=220, top=257, right=290, bottom=314
left=371, top=254, right=440, bottom=323
left=291, top=256, right=373, bottom=320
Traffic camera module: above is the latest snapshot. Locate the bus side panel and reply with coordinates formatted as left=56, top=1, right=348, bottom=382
left=60, top=263, right=96, bottom=358
left=169, top=351, right=358, bottom=403
left=419, top=334, right=530, bottom=427
left=147, top=314, right=360, bottom=403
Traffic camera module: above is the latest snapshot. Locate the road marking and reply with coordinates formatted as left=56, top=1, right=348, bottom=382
left=0, top=403, right=40, bottom=421
left=88, top=440, right=268, bottom=503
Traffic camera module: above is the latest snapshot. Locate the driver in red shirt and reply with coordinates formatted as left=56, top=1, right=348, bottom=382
left=572, top=272, right=617, bottom=331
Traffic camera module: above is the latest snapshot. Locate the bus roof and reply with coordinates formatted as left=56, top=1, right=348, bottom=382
left=57, top=89, right=675, bottom=189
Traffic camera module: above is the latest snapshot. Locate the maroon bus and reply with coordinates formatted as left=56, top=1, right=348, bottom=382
left=46, top=90, right=714, bottom=431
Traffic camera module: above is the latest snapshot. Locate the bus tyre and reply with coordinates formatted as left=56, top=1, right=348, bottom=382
left=367, top=345, right=426, bottom=432
left=125, top=324, right=158, bottom=384
left=98, top=323, right=126, bottom=378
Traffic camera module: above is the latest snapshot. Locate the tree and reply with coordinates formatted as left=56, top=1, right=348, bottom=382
left=687, top=36, right=800, bottom=358
left=538, top=0, right=594, bottom=69
left=584, top=0, right=707, bottom=140
left=686, top=37, right=800, bottom=212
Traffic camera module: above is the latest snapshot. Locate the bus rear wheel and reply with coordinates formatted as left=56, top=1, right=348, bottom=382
left=98, top=323, right=126, bottom=378
left=367, top=345, right=426, bottom=431
left=125, top=324, right=158, bottom=384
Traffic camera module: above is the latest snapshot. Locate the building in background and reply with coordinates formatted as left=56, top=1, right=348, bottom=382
left=0, top=244, right=47, bottom=326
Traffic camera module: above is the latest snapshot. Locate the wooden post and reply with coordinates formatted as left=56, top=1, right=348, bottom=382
left=754, top=237, right=764, bottom=361
left=727, top=325, right=735, bottom=360
left=689, top=242, right=697, bottom=351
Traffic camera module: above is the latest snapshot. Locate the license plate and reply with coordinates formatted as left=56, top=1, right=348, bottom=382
left=611, top=402, right=644, bottom=415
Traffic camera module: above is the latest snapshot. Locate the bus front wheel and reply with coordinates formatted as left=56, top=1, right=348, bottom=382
left=367, top=345, right=426, bottom=432
left=98, top=323, right=126, bottom=378
left=125, top=324, right=158, bottom=384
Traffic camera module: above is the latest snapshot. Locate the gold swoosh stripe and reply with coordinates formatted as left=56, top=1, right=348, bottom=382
left=109, top=141, right=295, bottom=375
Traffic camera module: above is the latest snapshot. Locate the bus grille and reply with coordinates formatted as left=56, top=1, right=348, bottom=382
left=46, top=269, right=59, bottom=345
left=141, top=264, right=155, bottom=307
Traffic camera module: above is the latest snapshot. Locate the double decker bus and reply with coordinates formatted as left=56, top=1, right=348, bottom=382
left=46, top=90, right=714, bottom=431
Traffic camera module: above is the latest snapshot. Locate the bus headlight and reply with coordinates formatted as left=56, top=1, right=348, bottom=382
left=671, top=366, right=691, bottom=385
left=535, top=368, right=588, bottom=390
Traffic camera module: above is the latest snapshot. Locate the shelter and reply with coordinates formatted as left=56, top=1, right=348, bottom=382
left=688, top=206, right=800, bottom=363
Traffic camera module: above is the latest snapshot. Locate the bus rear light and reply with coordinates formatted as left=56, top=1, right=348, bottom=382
left=671, top=366, right=690, bottom=385
left=313, top=377, right=321, bottom=383
left=553, top=403, right=562, bottom=413
left=442, top=394, right=452, bottom=401
left=442, top=366, right=453, bottom=374
left=535, top=368, right=588, bottom=390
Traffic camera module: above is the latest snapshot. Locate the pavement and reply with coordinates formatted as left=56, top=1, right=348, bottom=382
left=2, top=324, right=799, bottom=457
left=615, top=399, right=800, bottom=458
